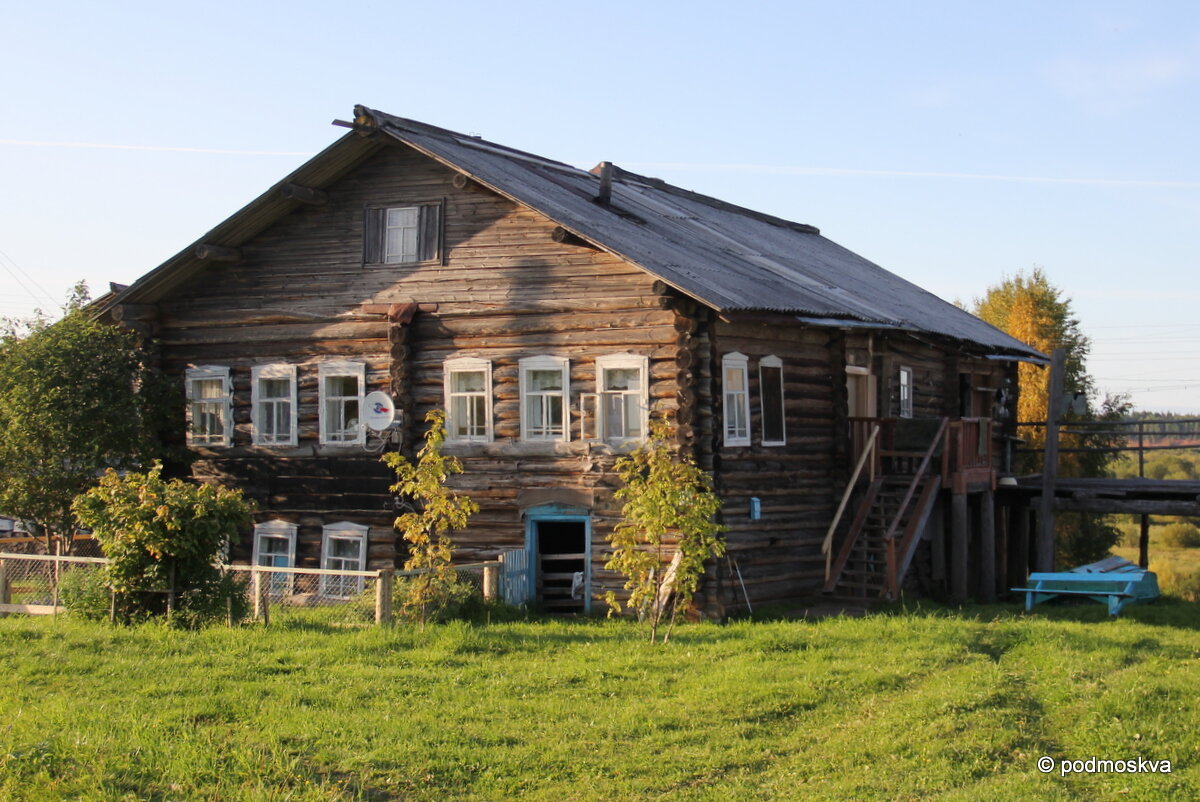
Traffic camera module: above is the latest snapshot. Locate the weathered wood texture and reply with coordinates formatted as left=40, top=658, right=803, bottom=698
left=158, top=143, right=675, bottom=583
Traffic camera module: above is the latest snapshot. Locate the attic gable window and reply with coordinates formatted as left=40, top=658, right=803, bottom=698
left=186, top=366, right=231, bottom=447
left=364, top=203, right=441, bottom=264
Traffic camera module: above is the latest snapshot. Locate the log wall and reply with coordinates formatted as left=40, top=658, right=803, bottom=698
left=155, top=142, right=674, bottom=588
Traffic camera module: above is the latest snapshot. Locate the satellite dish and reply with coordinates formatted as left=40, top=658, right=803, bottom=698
left=362, top=391, right=397, bottom=431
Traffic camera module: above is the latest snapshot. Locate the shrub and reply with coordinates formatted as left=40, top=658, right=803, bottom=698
left=72, top=464, right=254, bottom=627
left=58, top=568, right=111, bottom=621
left=1159, top=523, right=1200, bottom=549
left=1155, top=562, right=1200, bottom=601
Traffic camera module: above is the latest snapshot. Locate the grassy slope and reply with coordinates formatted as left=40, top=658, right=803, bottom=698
left=1, top=604, right=1198, bottom=801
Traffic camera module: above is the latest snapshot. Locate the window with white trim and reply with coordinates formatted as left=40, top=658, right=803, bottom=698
left=584, top=354, right=649, bottom=443
left=253, top=520, right=298, bottom=595
left=444, top=357, right=493, bottom=443
left=185, top=366, right=232, bottom=447
left=722, top=352, right=751, bottom=447
left=318, top=362, right=365, bottom=445
left=251, top=364, right=297, bottom=446
left=760, top=355, right=786, bottom=446
left=899, top=366, right=914, bottom=418
left=519, top=356, right=570, bottom=441
left=320, top=522, right=369, bottom=598
left=363, top=204, right=441, bottom=265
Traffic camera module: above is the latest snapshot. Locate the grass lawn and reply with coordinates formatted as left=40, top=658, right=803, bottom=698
left=1, top=601, right=1198, bottom=801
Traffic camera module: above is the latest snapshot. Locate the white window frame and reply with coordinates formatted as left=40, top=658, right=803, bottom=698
left=722, top=352, right=752, bottom=447
left=252, top=520, right=298, bottom=595
left=185, top=365, right=232, bottom=447
left=899, top=366, right=914, bottom=419
left=444, top=357, right=493, bottom=443
left=318, top=361, right=366, bottom=446
left=584, top=353, right=649, bottom=443
left=759, top=355, right=786, bottom=447
left=251, top=363, right=298, bottom=446
left=519, top=355, right=570, bottom=442
left=319, top=521, right=369, bottom=598
left=384, top=206, right=420, bottom=264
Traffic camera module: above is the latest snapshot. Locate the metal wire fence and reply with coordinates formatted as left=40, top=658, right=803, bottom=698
left=0, top=554, right=108, bottom=614
left=0, top=553, right=501, bottom=627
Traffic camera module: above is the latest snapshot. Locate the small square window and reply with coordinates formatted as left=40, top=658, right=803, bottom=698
left=364, top=204, right=441, bottom=264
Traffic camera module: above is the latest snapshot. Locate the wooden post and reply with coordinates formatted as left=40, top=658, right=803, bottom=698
left=950, top=492, right=969, bottom=602
left=253, top=570, right=270, bottom=625
left=375, top=569, right=394, bottom=626
left=0, top=559, right=8, bottom=617
left=1036, top=348, right=1066, bottom=572
left=1009, top=504, right=1031, bottom=590
left=1137, top=421, right=1150, bottom=569
left=51, top=541, right=61, bottom=616
left=166, top=562, right=176, bottom=623
left=979, top=490, right=996, bottom=603
left=483, top=564, right=499, bottom=602
left=110, top=588, right=117, bottom=624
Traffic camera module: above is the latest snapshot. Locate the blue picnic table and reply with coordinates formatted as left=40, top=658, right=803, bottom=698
left=1011, top=556, right=1159, bottom=616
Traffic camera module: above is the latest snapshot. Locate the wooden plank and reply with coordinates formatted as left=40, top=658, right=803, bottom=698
left=0, top=603, right=63, bottom=615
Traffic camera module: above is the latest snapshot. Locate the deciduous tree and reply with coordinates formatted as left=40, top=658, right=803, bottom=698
left=973, top=268, right=1129, bottom=564
left=606, top=416, right=726, bottom=642
left=383, top=410, right=479, bottom=625
left=0, top=285, right=180, bottom=552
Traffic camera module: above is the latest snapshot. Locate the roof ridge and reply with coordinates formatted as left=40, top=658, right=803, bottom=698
left=356, top=105, right=583, bottom=174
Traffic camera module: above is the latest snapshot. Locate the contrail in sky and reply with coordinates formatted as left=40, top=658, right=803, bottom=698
left=624, top=162, right=1200, bottom=189
left=3, top=140, right=1196, bottom=188
left=0, top=139, right=311, bottom=156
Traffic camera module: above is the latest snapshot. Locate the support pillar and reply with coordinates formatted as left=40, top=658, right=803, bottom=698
left=979, top=491, right=996, bottom=603
left=951, top=493, right=969, bottom=602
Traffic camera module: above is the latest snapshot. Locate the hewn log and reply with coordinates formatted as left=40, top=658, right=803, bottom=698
left=195, top=244, right=242, bottom=262
left=280, top=183, right=328, bottom=205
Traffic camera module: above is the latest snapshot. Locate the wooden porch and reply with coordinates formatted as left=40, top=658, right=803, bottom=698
left=823, top=417, right=1001, bottom=601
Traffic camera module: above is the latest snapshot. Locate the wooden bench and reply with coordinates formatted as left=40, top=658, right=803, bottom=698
left=1012, top=558, right=1159, bottom=617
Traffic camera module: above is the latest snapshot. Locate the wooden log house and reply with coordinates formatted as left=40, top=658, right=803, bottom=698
left=95, top=106, right=1046, bottom=615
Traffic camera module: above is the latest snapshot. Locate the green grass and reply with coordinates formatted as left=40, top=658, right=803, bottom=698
left=1, top=603, right=1198, bottom=801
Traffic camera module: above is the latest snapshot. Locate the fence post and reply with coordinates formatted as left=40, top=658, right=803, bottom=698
left=166, top=562, right=176, bottom=623
left=376, top=569, right=394, bottom=626
left=483, top=564, right=498, bottom=602
left=0, top=559, right=8, bottom=617
left=253, top=570, right=270, bottom=625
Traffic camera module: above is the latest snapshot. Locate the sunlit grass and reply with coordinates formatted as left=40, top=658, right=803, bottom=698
left=1, top=603, right=1198, bottom=800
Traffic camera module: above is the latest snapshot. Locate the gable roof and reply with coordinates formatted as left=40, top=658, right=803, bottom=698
left=104, top=105, right=1044, bottom=361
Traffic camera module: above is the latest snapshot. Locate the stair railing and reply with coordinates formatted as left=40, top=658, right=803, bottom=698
left=882, top=417, right=948, bottom=597
left=823, top=424, right=880, bottom=583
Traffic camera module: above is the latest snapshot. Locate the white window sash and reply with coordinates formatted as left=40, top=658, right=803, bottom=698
left=444, top=357, right=493, bottom=443
left=252, top=520, right=298, bottom=595
left=899, top=366, right=914, bottom=419
left=251, top=364, right=298, bottom=446
left=519, top=356, right=570, bottom=442
left=760, top=355, right=786, bottom=446
left=594, top=354, right=648, bottom=443
left=722, top=353, right=751, bottom=447
left=319, top=522, right=369, bottom=598
left=318, top=362, right=366, bottom=446
left=185, top=366, right=232, bottom=447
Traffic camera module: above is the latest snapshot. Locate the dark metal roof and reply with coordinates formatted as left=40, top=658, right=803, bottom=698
left=102, top=105, right=1045, bottom=361
left=362, top=108, right=1043, bottom=360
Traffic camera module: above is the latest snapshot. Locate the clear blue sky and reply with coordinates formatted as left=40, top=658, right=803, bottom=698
left=2, top=1, right=1198, bottom=411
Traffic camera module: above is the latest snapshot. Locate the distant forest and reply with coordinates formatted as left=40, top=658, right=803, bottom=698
left=1120, top=411, right=1200, bottom=444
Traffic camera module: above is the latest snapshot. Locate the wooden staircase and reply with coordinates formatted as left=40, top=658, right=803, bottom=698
left=823, top=418, right=946, bottom=600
